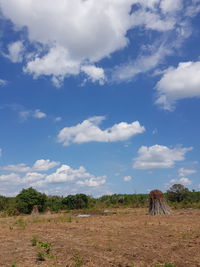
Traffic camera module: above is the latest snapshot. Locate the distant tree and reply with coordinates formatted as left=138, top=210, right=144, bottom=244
left=62, top=194, right=89, bottom=209
left=0, top=196, right=9, bottom=211
left=45, top=195, right=64, bottom=212
left=16, top=187, right=47, bottom=214
left=167, top=184, right=190, bottom=202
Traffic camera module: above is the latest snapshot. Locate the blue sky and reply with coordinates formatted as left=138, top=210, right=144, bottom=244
left=0, top=0, right=200, bottom=197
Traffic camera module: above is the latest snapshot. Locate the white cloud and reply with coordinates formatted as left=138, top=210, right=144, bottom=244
left=133, top=144, right=192, bottom=169
left=130, top=9, right=175, bottom=31
left=0, top=160, right=107, bottom=193
left=81, top=65, right=105, bottom=84
left=76, top=176, right=106, bottom=187
left=179, top=177, right=192, bottom=185
left=112, top=45, right=171, bottom=82
left=23, top=172, right=45, bottom=183
left=0, top=148, right=2, bottom=157
left=1, top=163, right=30, bottom=172
left=54, top=116, right=62, bottom=122
left=19, top=110, right=31, bottom=120
left=6, top=41, right=24, bottom=63
left=155, top=61, right=200, bottom=110
left=0, top=79, right=8, bottom=86
left=123, top=175, right=132, bottom=182
left=19, top=109, right=47, bottom=120
left=0, top=173, right=20, bottom=183
left=0, top=0, right=191, bottom=85
left=33, top=109, right=47, bottom=119
left=160, top=0, right=182, bottom=13
left=1, top=159, right=60, bottom=172
left=169, top=179, right=177, bottom=183
left=178, top=168, right=196, bottom=177
left=45, top=165, right=92, bottom=183
left=32, top=159, right=60, bottom=171
left=58, top=116, right=145, bottom=146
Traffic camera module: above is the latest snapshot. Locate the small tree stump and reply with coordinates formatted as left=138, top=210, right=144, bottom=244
left=31, top=205, right=39, bottom=216
left=149, top=190, right=171, bottom=215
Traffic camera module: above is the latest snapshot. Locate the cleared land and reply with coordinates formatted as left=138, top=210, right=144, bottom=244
left=0, top=208, right=200, bottom=267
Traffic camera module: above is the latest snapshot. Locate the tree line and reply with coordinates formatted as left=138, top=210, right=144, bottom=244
left=0, top=184, right=200, bottom=215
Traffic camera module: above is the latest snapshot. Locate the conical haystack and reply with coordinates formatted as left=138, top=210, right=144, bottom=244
left=149, top=190, right=171, bottom=215
left=31, top=205, right=39, bottom=216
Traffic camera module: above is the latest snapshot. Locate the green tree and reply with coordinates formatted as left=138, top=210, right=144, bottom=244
left=167, top=184, right=190, bottom=202
left=45, top=195, right=64, bottom=212
left=62, top=194, right=89, bottom=209
left=16, top=187, right=47, bottom=214
left=0, top=195, right=9, bottom=211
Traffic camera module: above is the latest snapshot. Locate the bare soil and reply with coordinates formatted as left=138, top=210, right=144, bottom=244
left=0, top=208, right=200, bottom=267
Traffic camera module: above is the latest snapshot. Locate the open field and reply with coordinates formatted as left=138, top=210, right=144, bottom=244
left=0, top=208, right=200, bottom=267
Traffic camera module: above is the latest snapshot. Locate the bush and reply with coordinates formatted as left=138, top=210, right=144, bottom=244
left=45, top=195, right=64, bottom=212
left=62, top=194, right=89, bottom=209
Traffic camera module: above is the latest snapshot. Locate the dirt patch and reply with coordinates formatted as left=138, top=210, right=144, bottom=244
left=0, top=208, right=200, bottom=267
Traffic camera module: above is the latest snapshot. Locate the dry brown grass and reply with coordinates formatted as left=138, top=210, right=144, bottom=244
left=0, top=208, right=200, bottom=267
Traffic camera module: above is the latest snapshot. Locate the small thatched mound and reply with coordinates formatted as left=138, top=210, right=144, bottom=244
left=31, top=205, right=39, bottom=216
left=149, top=190, right=171, bottom=215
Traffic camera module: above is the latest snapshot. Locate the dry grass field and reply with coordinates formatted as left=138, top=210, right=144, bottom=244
left=0, top=208, right=200, bottom=267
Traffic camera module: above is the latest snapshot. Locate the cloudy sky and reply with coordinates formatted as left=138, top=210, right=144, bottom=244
left=0, top=0, right=200, bottom=197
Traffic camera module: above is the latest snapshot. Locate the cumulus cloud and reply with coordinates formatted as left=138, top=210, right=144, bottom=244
left=1, top=163, right=30, bottom=173
left=0, top=173, right=20, bottom=183
left=32, top=159, right=60, bottom=171
left=76, top=176, right=106, bottom=187
left=1, top=159, right=60, bottom=172
left=58, top=116, right=145, bottom=146
left=45, top=165, right=92, bottom=184
left=160, top=0, right=182, bottom=13
left=179, top=177, right=192, bottom=185
left=133, top=144, right=192, bottom=169
left=0, top=0, right=193, bottom=85
left=0, top=160, right=107, bottom=193
left=178, top=167, right=196, bottom=177
left=155, top=61, right=200, bottom=110
left=81, top=65, right=105, bottom=84
left=123, top=175, right=132, bottom=182
left=5, top=41, right=24, bottom=63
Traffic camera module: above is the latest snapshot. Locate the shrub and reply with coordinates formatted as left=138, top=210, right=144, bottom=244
left=62, top=194, right=89, bottom=209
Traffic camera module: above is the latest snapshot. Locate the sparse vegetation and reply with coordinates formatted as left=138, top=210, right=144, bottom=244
left=0, top=185, right=200, bottom=216
left=31, top=236, right=38, bottom=246
left=13, top=217, right=27, bottom=229
left=73, top=252, right=84, bottom=267
left=36, top=241, right=51, bottom=254
left=0, top=208, right=199, bottom=266
left=36, top=251, right=45, bottom=261
left=163, top=263, right=176, bottom=267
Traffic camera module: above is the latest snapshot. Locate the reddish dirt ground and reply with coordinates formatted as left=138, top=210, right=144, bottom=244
left=0, top=208, right=200, bottom=267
